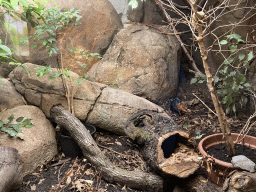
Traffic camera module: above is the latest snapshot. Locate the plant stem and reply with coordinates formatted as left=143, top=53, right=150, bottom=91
left=191, top=4, right=236, bottom=156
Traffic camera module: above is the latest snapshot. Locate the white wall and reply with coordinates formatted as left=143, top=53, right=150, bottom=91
left=108, top=0, right=129, bottom=23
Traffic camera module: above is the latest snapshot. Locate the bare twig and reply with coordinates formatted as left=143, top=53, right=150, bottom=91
left=192, top=93, right=217, bottom=116
left=156, top=0, right=204, bottom=75
left=235, top=91, right=256, bottom=143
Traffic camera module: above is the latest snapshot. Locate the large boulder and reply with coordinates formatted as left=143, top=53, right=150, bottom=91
left=87, top=25, right=181, bottom=102
left=0, top=78, right=26, bottom=112
left=9, top=63, right=167, bottom=135
left=0, top=105, right=57, bottom=178
left=28, top=0, right=123, bottom=75
left=127, top=0, right=164, bottom=24
left=0, top=62, right=13, bottom=78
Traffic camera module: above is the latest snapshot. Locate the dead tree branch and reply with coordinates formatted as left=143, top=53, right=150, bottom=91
left=50, top=105, right=164, bottom=192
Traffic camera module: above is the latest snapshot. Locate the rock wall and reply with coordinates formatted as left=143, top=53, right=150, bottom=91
left=9, top=63, right=168, bottom=135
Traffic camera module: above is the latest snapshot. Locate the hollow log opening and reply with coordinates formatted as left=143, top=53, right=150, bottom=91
left=161, top=134, right=177, bottom=158
left=160, top=132, right=195, bottom=159
left=125, top=110, right=202, bottom=178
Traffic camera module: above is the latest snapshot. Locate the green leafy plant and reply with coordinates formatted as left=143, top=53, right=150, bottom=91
left=32, top=6, right=81, bottom=56
left=3, top=20, right=29, bottom=55
left=216, top=34, right=253, bottom=114
left=0, top=39, right=30, bottom=76
left=68, top=47, right=102, bottom=70
left=191, top=33, right=253, bottom=115
left=109, top=83, right=119, bottom=89
left=67, top=47, right=102, bottom=82
left=34, top=46, right=102, bottom=83
left=190, top=72, right=206, bottom=84
left=35, top=65, right=53, bottom=77
left=0, top=114, right=33, bottom=140
left=0, top=39, right=13, bottom=62
left=0, top=0, right=47, bottom=75
left=30, top=6, right=102, bottom=114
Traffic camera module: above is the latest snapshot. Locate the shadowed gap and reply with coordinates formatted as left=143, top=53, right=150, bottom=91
left=161, top=134, right=177, bottom=158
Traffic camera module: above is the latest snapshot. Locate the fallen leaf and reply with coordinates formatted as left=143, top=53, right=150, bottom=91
left=31, top=173, right=40, bottom=177
left=66, top=170, right=74, bottom=185
left=84, top=168, right=94, bottom=175
left=187, top=99, right=200, bottom=106
left=201, top=179, right=208, bottom=183
left=206, top=119, right=211, bottom=125
left=65, top=169, right=73, bottom=177
left=193, top=120, right=200, bottom=125
left=72, top=179, right=86, bottom=191
left=38, top=178, right=45, bottom=185
left=208, top=113, right=213, bottom=119
left=115, top=141, right=122, bottom=146
left=97, top=136, right=111, bottom=143
left=82, top=158, right=87, bottom=163
left=30, top=184, right=36, bottom=191
left=85, top=180, right=93, bottom=185
left=193, top=99, right=200, bottom=105
left=66, top=176, right=72, bottom=185
left=187, top=99, right=194, bottom=106
left=122, top=185, right=127, bottom=190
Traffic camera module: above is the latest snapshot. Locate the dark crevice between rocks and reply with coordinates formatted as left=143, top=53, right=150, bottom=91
left=131, top=29, right=143, bottom=34
left=84, top=86, right=107, bottom=123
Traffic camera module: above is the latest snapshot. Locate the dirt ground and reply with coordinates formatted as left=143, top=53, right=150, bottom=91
left=16, top=75, right=256, bottom=192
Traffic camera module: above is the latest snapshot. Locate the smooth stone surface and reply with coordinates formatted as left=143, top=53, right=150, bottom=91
left=231, top=155, right=256, bottom=173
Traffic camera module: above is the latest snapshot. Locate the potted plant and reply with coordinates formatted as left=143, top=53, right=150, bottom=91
left=155, top=0, right=256, bottom=186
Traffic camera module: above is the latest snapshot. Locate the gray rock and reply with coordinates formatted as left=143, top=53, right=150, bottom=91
left=127, top=0, right=164, bottom=24
left=231, top=155, right=256, bottom=172
left=0, top=105, right=57, bottom=178
left=0, top=78, right=26, bottom=112
left=0, top=62, right=13, bottom=78
left=127, top=0, right=144, bottom=22
left=87, top=25, right=181, bottom=102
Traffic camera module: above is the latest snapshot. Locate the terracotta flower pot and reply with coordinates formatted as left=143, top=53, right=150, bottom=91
left=198, top=133, right=256, bottom=187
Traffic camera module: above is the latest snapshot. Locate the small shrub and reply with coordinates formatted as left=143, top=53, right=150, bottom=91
left=0, top=114, right=33, bottom=140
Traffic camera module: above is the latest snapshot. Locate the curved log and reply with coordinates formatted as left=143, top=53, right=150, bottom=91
left=0, top=146, right=22, bottom=192
left=50, top=105, right=164, bottom=192
left=124, top=110, right=201, bottom=178
left=223, top=170, right=256, bottom=191
left=175, top=175, right=222, bottom=192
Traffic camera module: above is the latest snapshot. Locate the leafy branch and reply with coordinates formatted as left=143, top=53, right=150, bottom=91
left=0, top=114, right=33, bottom=140
left=191, top=33, right=254, bottom=115
left=31, top=6, right=82, bottom=57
